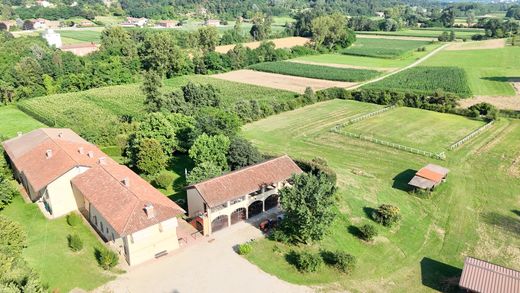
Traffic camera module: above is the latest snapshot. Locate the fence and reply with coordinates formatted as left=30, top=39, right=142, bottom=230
left=448, top=120, right=495, bottom=150
left=330, top=105, right=396, bottom=132
left=336, top=131, right=446, bottom=160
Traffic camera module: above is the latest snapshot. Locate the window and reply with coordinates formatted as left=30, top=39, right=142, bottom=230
left=93, top=215, right=98, bottom=226
left=100, top=221, right=104, bottom=232
left=230, top=196, right=245, bottom=205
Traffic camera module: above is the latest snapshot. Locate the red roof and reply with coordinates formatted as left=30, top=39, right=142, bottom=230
left=188, top=155, right=303, bottom=207
left=460, top=257, right=520, bottom=293
left=416, top=168, right=444, bottom=183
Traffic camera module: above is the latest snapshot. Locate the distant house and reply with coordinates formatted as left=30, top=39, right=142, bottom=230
left=79, top=19, right=95, bottom=27
left=186, top=155, right=302, bottom=235
left=41, top=29, right=62, bottom=48
left=459, top=257, right=520, bottom=292
left=376, top=11, right=385, bottom=18
left=121, top=17, right=148, bottom=27
left=0, top=20, right=16, bottom=31
left=24, top=18, right=59, bottom=30
left=36, top=0, right=54, bottom=8
left=408, top=164, right=449, bottom=191
left=60, top=42, right=99, bottom=56
left=2, top=128, right=189, bottom=266
left=155, top=20, right=178, bottom=28
left=204, top=19, right=220, bottom=26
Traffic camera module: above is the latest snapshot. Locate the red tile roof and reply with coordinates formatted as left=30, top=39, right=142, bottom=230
left=460, top=257, right=520, bottom=293
left=416, top=164, right=449, bottom=183
left=188, top=155, right=303, bottom=207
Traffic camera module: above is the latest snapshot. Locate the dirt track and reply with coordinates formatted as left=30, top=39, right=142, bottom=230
left=446, top=39, right=506, bottom=51
left=287, top=60, right=396, bottom=72
left=215, top=37, right=311, bottom=53
left=211, top=70, right=356, bottom=93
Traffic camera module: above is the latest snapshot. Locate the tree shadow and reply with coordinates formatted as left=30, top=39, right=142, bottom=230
left=482, top=211, right=520, bottom=235
left=347, top=225, right=363, bottom=239
left=284, top=250, right=298, bottom=266
left=481, top=76, right=513, bottom=83
left=392, top=169, right=416, bottom=192
left=420, top=257, right=463, bottom=292
left=363, top=206, right=376, bottom=221
left=166, top=154, right=193, bottom=210
left=513, top=210, right=520, bottom=217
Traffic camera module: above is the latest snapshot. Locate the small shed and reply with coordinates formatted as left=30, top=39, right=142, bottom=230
left=408, top=164, right=449, bottom=190
left=459, top=257, right=520, bottom=293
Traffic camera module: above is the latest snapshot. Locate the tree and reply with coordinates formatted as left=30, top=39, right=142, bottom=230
left=196, top=26, right=220, bottom=52
left=0, top=215, right=27, bottom=255
left=187, top=161, right=223, bottom=184
left=440, top=7, right=455, bottom=27
left=227, top=136, right=263, bottom=170
left=359, top=224, right=378, bottom=241
left=220, top=20, right=246, bottom=45
left=0, top=178, right=18, bottom=210
left=372, top=204, right=402, bottom=227
left=250, top=13, right=272, bottom=41
left=468, top=102, right=498, bottom=120
left=100, top=27, right=138, bottom=57
left=466, top=11, right=476, bottom=26
left=95, top=246, right=119, bottom=270
left=67, top=234, right=84, bottom=252
left=311, top=13, right=355, bottom=49
left=189, top=133, right=230, bottom=171
left=279, top=172, right=336, bottom=244
left=136, top=138, right=168, bottom=175
left=506, top=5, right=520, bottom=20
left=182, top=82, right=221, bottom=108
left=141, top=70, right=164, bottom=113
left=194, top=107, right=242, bottom=137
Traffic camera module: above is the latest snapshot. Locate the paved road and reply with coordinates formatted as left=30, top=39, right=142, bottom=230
left=94, top=221, right=313, bottom=293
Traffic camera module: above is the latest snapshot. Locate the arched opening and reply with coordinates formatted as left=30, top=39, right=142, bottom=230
left=248, top=200, right=263, bottom=218
left=211, top=215, right=228, bottom=233
left=264, top=194, right=279, bottom=210
left=230, top=208, right=246, bottom=224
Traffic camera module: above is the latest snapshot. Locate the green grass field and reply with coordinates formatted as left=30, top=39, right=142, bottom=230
left=339, top=107, right=485, bottom=153
left=357, top=28, right=482, bottom=39
left=342, top=38, right=432, bottom=59
left=242, top=99, right=520, bottom=291
left=0, top=106, right=45, bottom=138
left=422, top=47, right=520, bottom=96
left=0, top=197, right=115, bottom=292
left=364, top=66, right=473, bottom=97
left=248, top=61, right=381, bottom=82
left=59, top=29, right=102, bottom=44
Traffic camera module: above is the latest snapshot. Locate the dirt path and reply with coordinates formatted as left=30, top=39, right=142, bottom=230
left=215, top=37, right=311, bottom=53
left=356, top=34, right=437, bottom=41
left=211, top=69, right=356, bottom=93
left=446, top=39, right=506, bottom=51
left=287, top=59, right=397, bottom=72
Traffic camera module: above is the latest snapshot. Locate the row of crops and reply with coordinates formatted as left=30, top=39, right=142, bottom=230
left=341, top=38, right=432, bottom=59
left=248, top=61, right=381, bottom=82
left=364, top=66, right=472, bottom=97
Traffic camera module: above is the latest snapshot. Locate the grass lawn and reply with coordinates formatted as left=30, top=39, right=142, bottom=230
left=357, top=28, right=482, bottom=39
left=422, top=47, right=520, bottom=96
left=242, top=99, right=520, bottom=291
left=0, top=105, right=45, bottom=138
left=59, top=30, right=102, bottom=44
left=0, top=197, right=115, bottom=291
left=341, top=38, right=432, bottom=59
left=339, top=107, right=485, bottom=153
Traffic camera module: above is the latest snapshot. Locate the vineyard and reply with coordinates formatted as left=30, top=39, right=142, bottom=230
left=248, top=61, right=381, bottom=82
left=341, top=38, right=431, bottom=59
left=364, top=66, right=472, bottom=97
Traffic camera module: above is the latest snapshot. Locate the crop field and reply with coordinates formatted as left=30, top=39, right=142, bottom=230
left=59, top=30, right=102, bottom=44
left=357, top=28, right=482, bottom=39
left=337, top=107, right=485, bottom=153
left=0, top=106, right=45, bottom=138
left=423, top=47, right=520, bottom=96
left=248, top=61, right=381, bottom=82
left=242, top=99, right=520, bottom=291
left=364, top=66, right=472, bottom=97
left=341, top=38, right=432, bottom=59
left=17, top=75, right=296, bottom=144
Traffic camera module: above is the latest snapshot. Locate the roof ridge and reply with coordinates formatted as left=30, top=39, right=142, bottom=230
left=466, top=257, right=520, bottom=276
left=192, top=155, right=290, bottom=187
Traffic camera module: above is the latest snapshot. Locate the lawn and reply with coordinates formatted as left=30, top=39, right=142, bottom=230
left=338, top=107, right=485, bottom=153
left=242, top=99, right=520, bottom=291
left=59, top=29, right=102, bottom=44
left=248, top=61, right=381, bottom=82
left=422, top=47, right=520, bottom=96
left=0, top=197, right=115, bottom=292
left=356, top=28, right=482, bottom=39
left=341, top=38, right=432, bottom=59
left=0, top=106, right=45, bottom=138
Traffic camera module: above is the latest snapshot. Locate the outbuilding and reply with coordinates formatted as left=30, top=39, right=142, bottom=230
left=408, top=163, right=449, bottom=190
left=459, top=257, right=520, bottom=293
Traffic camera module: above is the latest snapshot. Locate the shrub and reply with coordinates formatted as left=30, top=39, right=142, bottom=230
left=237, top=243, right=253, bottom=255
left=322, top=250, right=356, bottom=273
left=0, top=215, right=27, bottom=255
left=359, top=224, right=378, bottom=241
left=154, top=170, right=175, bottom=189
left=0, top=178, right=18, bottom=211
left=95, top=247, right=119, bottom=270
left=67, top=234, right=83, bottom=252
left=293, top=251, right=323, bottom=272
left=269, top=228, right=291, bottom=243
left=66, top=213, right=82, bottom=227
left=372, top=204, right=402, bottom=227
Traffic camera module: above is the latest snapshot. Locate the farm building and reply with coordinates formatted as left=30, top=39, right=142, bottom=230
left=156, top=20, right=178, bottom=28
left=0, top=20, right=16, bottom=31
left=459, top=257, right=520, bottom=293
left=42, top=29, right=62, bottom=48
left=61, top=42, right=100, bottom=56
left=121, top=17, right=148, bottom=27
left=2, top=128, right=191, bottom=266
left=186, top=155, right=302, bottom=235
left=204, top=19, right=220, bottom=26
left=408, top=164, right=449, bottom=190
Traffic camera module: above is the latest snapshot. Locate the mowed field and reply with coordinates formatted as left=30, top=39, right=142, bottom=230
left=242, top=99, right=520, bottom=291
left=339, top=107, right=485, bottom=153
left=59, top=29, right=102, bottom=44
left=357, top=28, right=483, bottom=39
left=341, top=38, right=432, bottom=59
left=0, top=106, right=45, bottom=138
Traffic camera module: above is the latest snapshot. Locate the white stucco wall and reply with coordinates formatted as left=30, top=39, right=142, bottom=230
left=187, top=188, right=205, bottom=217
left=44, top=166, right=89, bottom=218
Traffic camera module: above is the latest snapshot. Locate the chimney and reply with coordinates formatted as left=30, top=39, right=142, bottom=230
left=58, top=132, right=63, bottom=138
left=87, top=151, right=94, bottom=158
left=78, top=147, right=84, bottom=154
left=98, top=157, right=107, bottom=165
left=122, top=177, right=130, bottom=187
left=45, top=149, right=53, bottom=159
left=144, top=203, right=155, bottom=219
left=17, top=132, right=22, bottom=137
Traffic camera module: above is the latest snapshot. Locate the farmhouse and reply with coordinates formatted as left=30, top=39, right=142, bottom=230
left=204, top=19, right=220, bottom=26
left=121, top=17, right=148, bottom=27
left=61, top=42, right=100, bottom=56
left=42, top=29, right=62, bottom=48
left=408, top=163, right=449, bottom=190
left=2, top=128, right=188, bottom=266
left=156, top=20, right=178, bottom=28
left=459, top=257, right=520, bottom=293
left=186, top=155, right=302, bottom=235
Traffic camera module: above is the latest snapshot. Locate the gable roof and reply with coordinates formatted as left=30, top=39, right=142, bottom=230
left=460, top=257, right=520, bottom=293
left=416, top=164, right=449, bottom=183
left=188, top=155, right=303, bottom=208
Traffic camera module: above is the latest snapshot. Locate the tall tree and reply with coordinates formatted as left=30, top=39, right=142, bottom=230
left=189, top=133, right=230, bottom=171
left=227, top=136, right=263, bottom=170
left=141, top=70, right=164, bottom=113
left=136, top=138, right=168, bottom=175
left=311, top=13, right=355, bottom=49
left=196, top=26, right=220, bottom=52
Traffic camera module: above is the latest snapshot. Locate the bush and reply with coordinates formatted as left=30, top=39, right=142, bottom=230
left=66, top=213, right=82, bottom=227
left=0, top=178, right=18, bottom=211
left=153, top=170, right=175, bottom=189
left=95, top=246, right=119, bottom=270
left=0, top=215, right=27, bottom=255
left=372, top=204, right=402, bottom=227
left=237, top=243, right=253, bottom=255
left=292, top=251, right=323, bottom=272
left=322, top=250, right=356, bottom=273
left=359, top=224, right=378, bottom=241
left=67, top=234, right=83, bottom=252
left=295, top=157, right=337, bottom=186
left=269, top=228, right=291, bottom=243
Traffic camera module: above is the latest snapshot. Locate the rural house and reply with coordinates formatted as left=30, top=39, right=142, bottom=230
left=156, top=20, right=178, bottom=28
left=408, top=164, right=449, bottom=190
left=459, top=257, right=520, bottom=292
left=2, top=128, right=188, bottom=266
left=186, top=155, right=302, bottom=235
left=121, top=17, right=148, bottom=27
left=204, top=19, right=220, bottom=26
